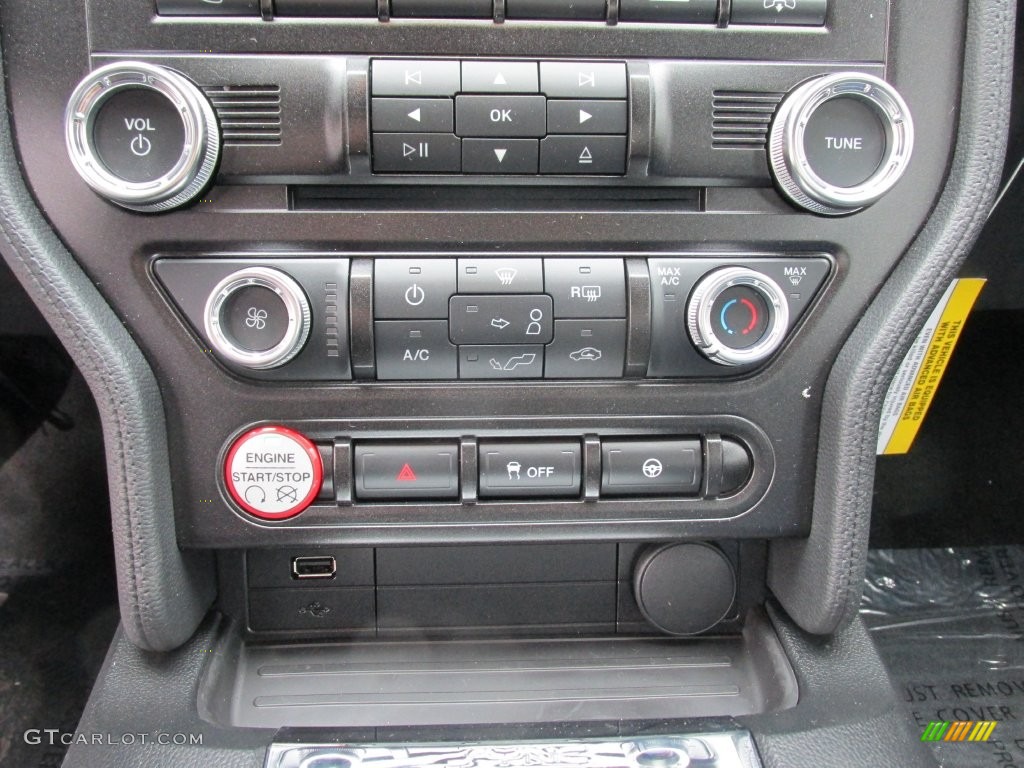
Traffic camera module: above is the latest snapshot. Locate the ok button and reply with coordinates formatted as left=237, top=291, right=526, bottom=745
left=456, top=95, right=547, bottom=138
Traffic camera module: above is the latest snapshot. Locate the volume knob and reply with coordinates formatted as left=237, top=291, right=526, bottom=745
left=768, top=72, right=914, bottom=216
left=65, top=61, right=220, bottom=212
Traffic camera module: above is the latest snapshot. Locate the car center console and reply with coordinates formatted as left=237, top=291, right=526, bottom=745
left=0, top=0, right=1010, bottom=765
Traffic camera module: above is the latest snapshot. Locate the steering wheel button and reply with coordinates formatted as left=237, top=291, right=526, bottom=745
left=224, top=426, right=323, bottom=520
left=602, top=439, right=703, bottom=496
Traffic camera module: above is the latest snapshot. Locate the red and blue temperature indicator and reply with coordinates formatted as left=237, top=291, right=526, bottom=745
left=711, top=286, right=769, bottom=350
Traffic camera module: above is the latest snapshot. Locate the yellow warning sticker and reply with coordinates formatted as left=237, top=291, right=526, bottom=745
left=877, top=278, right=986, bottom=456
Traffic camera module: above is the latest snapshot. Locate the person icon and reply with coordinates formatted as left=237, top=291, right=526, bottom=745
left=525, top=308, right=543, bottom=336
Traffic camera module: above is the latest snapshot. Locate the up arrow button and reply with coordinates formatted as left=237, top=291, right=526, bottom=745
left=461, top=61, right=539, bottom=93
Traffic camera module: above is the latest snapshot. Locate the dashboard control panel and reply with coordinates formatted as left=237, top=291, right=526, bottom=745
left=154, top=254, right=831, bottom=382
left=222, top=423, right=755, bottom=523
left=63, top=55, right=912, bottom=216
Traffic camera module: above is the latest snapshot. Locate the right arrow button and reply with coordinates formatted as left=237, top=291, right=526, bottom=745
left=546, top=99, right=629, bottom=135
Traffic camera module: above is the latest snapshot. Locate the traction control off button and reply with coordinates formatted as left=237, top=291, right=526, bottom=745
left=225, top=426, right=324, bottom=520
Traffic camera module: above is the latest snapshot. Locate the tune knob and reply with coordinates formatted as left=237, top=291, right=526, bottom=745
left=65, top=61, right=220, bottom=212
left=768, top=72, right=914, bottom=216
left=687, top=267, right=789, bottom=367
left=204, top=267, right=312, bottom=370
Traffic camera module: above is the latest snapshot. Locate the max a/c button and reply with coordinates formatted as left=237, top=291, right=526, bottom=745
left=479, top=441, right=581, bottom=498
left=354, top=443, right=460, bottom=500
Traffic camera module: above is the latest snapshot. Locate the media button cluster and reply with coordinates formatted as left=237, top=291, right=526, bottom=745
left=370, top=59, right=629, bottom=176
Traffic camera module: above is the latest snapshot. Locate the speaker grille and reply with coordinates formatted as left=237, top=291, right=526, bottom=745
left=712, top=90, right=784, bottom=150
left=203, top=85, right=282, bottom=146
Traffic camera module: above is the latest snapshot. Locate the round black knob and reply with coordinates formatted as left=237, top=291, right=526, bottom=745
left=204, top=267, right=312, bottom=370
left=634, top=543, right=736, bottom=636
left=769, top=72, right=914, bottom=215
left=65, top=61, right=220, bottom=212
left=686, top=267, right=790, bottom=367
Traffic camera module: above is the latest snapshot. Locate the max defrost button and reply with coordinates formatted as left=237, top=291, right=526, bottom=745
left=479, top=441, right=582, bottom=498
left=354, top=443, right=460, bottom=500
left=225, top=426, right=324, bottom=520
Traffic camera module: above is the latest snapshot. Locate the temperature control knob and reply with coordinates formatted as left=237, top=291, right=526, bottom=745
left=687, top=267, right=790, bottom=367
left=65, top=61, right=220, bottom=212
left=768, top=72, right=914, bottom=216
left=204, top=267, right=312, bottom=370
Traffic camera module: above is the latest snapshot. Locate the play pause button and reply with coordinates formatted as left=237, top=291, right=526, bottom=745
left=463, top=138, right=539, bottom=174
left=373, top=133, right=461, bottom=172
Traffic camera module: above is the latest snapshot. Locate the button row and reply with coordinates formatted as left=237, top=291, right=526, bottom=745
left=159, top=0, right=827, bottom=25
left=371, top=60, right=627, bottom=99
left=375, top=318, right=627, bottom=379
left=372, top=96, right=629, bottom=135
left=372, top=134, right=626, bottom=175
left=352, top=438, right=705, bottom=501
left=374, top=258, right=626, bottom=320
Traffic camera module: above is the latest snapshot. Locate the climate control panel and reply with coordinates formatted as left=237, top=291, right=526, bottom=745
left=154, top=254, right=831, bottom=382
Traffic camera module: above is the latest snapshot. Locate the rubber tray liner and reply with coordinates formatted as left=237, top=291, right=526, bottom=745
left=863, top=547, right=1024, bottom=767
left=208, top=624, right=796, bottom=729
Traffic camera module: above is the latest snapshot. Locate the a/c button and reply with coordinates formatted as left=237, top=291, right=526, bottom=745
left=375, top=320, right=457, bottom=380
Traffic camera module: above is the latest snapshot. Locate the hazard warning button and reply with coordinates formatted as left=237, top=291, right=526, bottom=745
left=354, top=442, right=460, bottom=500
left=224, top=425, right=323, bottom=520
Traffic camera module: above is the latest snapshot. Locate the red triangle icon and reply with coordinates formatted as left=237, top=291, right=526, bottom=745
left=396, top=463, right=417, bottom=482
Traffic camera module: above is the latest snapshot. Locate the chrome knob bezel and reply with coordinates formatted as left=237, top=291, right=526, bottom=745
left=769, top=72, right=914, bottom=216
left=65, top=61, right=219, bottom=212
left=203, top=267, right=312, bottom=370
left=687, top=267, right=790, bottom=367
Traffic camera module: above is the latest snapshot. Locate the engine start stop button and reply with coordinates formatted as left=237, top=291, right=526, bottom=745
left=224, top=425, right=323, bottom=520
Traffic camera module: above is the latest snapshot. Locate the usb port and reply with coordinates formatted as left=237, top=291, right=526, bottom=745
left=291, top=556, right=337, bottom=580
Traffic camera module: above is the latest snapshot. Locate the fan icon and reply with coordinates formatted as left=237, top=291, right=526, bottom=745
left=245, top=307, right=268, bottom=330
left=764, top=0, right=797, bottom=10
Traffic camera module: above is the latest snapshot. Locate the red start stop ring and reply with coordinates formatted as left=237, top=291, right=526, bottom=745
left=224, top=425, right=323, bottom=520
